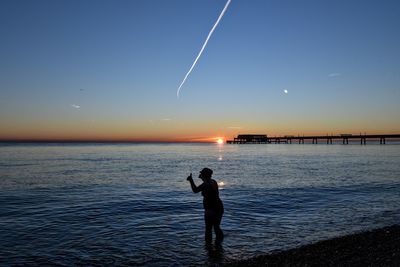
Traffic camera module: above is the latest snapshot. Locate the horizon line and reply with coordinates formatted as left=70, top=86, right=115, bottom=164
left=0, top=139, right=216, bottom=144
left=1, top=132, right=400, bottom=144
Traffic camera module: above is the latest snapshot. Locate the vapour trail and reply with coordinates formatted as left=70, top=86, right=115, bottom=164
left=177, top=0, right=232, bottom=98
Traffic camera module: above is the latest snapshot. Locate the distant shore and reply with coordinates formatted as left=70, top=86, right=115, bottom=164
left=224, top=225, right=400, bottom=267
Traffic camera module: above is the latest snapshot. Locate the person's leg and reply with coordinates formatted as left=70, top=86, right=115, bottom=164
left=214, top=210, right=224, bottom=243
left=204, top=210, right=214, bottom=243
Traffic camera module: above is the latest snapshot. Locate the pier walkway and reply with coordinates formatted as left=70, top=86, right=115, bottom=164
left=227, top=134, right=400, bottom=145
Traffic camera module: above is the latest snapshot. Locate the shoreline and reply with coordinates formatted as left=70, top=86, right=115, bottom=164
left=224, top=225, right=400, bottom=266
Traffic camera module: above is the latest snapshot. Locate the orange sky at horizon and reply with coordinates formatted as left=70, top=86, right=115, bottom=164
left=1, top=116, right=399, bottom=142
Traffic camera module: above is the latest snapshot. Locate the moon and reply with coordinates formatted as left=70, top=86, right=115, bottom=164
left=284, top=89, right=288, bottom=94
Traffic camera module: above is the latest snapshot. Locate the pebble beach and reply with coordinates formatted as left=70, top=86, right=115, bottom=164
left=225, top=225, right=400, bottom=267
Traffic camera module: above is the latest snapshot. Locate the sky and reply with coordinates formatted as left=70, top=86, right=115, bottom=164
left=0, top=0, right=399, bottom=142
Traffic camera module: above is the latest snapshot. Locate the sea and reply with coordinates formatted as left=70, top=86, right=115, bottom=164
left=0, top=142, right=399, bottom=266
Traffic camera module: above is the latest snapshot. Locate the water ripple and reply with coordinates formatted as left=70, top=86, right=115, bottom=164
left=1, top=143, right=400, bottom=266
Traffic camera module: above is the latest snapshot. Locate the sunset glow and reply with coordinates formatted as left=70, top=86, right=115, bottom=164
left=0, top=1, right=399, bottom=142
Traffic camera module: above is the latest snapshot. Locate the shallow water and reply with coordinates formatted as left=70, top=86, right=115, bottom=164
left=1, top=143, right=400, bottom=266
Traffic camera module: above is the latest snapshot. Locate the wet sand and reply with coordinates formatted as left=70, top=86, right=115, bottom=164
left=224, top=225, right=400, bottom=267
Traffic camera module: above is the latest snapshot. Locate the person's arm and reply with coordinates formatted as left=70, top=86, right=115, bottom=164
left=187, top=173, right=202, bottom=193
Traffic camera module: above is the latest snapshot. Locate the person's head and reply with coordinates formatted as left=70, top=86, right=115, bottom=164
left=199, top=167, right=213, bottom=180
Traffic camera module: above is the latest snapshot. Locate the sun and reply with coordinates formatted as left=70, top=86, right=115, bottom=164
left=216, top=138, right=224, bottom=144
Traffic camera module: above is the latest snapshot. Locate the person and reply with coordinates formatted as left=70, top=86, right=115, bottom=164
left=187, top=167, right=224, bottom=244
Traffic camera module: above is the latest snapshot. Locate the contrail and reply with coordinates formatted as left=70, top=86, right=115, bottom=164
left=177, top=0, right=232, bottom=98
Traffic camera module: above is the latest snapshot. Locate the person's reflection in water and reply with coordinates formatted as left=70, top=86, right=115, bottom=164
left=187, top=168, right=224, bottom=245
left=205, top=241, right=225, bottom=265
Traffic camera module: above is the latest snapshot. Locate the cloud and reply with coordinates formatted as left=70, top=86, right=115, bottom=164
left=149, top=119, right=172, bottom=124
left=227, top=126, right=242, bottom=129
left=328, top=73, right=341, bottom=77
left=71, top=104, right=80, bottom=109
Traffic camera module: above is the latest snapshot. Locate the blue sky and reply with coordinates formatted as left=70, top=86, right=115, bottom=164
left=0, top=0, right=399, bottom=140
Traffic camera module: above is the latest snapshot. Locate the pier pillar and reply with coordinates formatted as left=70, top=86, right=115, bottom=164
left=361, top=138, right=366, bottom=145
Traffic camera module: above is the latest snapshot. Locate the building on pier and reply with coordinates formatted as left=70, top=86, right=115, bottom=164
left=228, top=134, right=268, bottom=144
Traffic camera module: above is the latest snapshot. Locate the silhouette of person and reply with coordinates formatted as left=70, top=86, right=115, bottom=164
left=187, top=167, right=224, bottom=244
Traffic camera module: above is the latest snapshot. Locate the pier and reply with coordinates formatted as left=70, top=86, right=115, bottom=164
left=227, top=134, right=400, bottom=145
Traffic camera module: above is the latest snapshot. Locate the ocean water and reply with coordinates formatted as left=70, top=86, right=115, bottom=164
left=0, top=142, right=399, bottom=266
